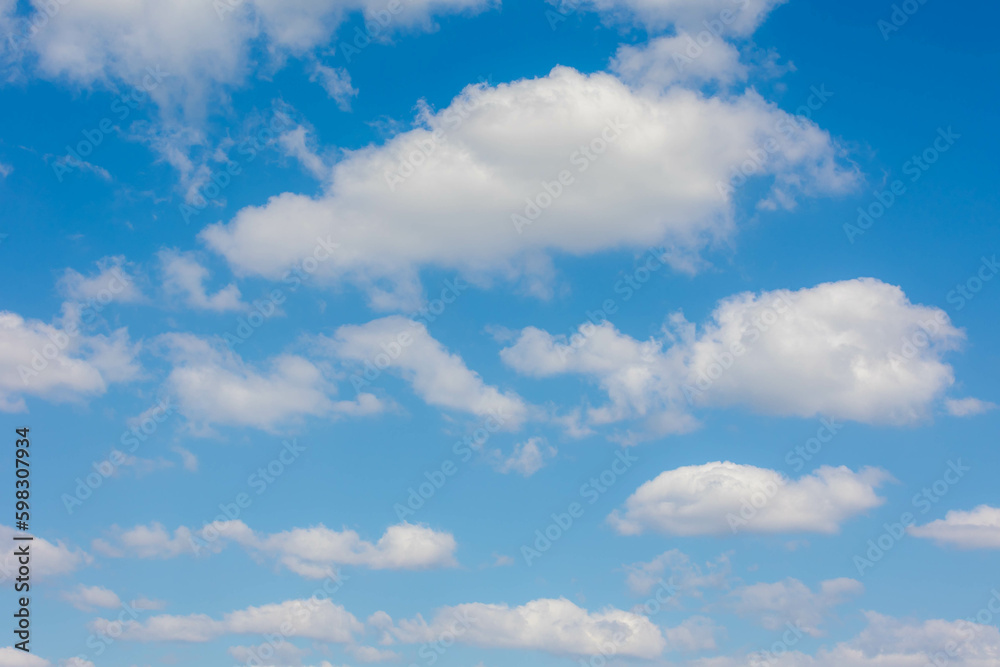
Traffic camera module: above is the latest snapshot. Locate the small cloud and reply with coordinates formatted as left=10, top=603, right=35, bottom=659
left=490, top=437, right=556, bottom=477
left=173, top=446, right=198, bottom=472
left=945, top=397, right=997, bottom=417
left=61, top=584, right=121, bottom=611
left=0, top=162, right=12, bottom=177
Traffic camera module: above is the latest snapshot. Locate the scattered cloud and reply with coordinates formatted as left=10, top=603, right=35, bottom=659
left=910, top=505, right=1000, bottom=549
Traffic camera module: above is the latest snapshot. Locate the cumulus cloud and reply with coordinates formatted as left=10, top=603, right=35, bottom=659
left=489, top=437, right=556, bottom=476
left=324, top=316, right=528, bottom=428
left=612, top=33, right=746, bottom=89
left=58, top=256, right=143, bottom=304
left=202, top=67, right=856, bottom=308
left=94, top=520, right=457, bottom=574
left=382, top=597, right=665, bottom=658
left=624, top=549, right=732, bottom=597
left=724, top=577, right=864, bottom=637
left=159, top=249, right=245, bottom=312
left=608, top=462, right=890, bottom=536
left=559, top=0, right=786, bottom=33
left=0, top=525, right=91, bottom=583
left=701, top=611, right=1000, bottom=666
left=0, top=307, right=141, bottom=412
left=501, top=278, right=964, bottom=440
left=0, top=647, right=48, bottom=666
left=157, top=333, right=382, bottom=432
left=22, top=0, right=492, bottom=119
left=92, top=598, right=362, bottom=644
left=909, top=505, right=1000, bottom=549
left=310, top=62, right=358, bottom=112
left=61, top=584, right=121, bottom=611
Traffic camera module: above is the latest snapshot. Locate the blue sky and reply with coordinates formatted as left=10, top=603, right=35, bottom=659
left=1, top=0, right=999, bottom=665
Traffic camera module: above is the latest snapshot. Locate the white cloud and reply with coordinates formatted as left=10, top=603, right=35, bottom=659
left=0, top=161, right=12, bottom=177
left=909, top=505, right=1000, bottom=549
left=563, top=0, right=787, bottom=33
left=92, top=597, right=363, bottom=643
left=159, top=249, right=244, bottom=312
left=229, top=641, right=308, bottom=665
left=664, top=616, right=722, bottom=652
left=0, top=307, right=141, bottom=412
left=279, top=125, right=329, bottom=180
left=325, top=316, right=528, bottom=428
left=383, top=597, right=665, bottom=658
left=698, top=611, right=1000, bottom=667
left=0, top=525, right=91, bottom=583
left=94, top=520, right=457, bottom=574
left=608, top=462, right=889, bottom=536
left=612, top=33, right=746, bottom=89
left=58, top=256, right=143, bottom=304
left=489, top=437, right=555, bottom=476
left=501, top=278, right=964, bottom=439
left=24, top=0, right=491, bottom=120
left=725, top=578, right=864, bottom=637
left=946, top=397, right=997, bottom=417
left=0, top=648, right=48, bottom=666
left=624, top=549, right=731, bottom=597
left=310, top=62, right=358, bottom=112
left=157, top=333, right=382, bottom=432
left=347, top=645, right=400, bottom=662
left=172, top=446, right=199, bottom=472
left=61, top=584, right=121, bottom=611
left=202, top=67, right=856, bottom=308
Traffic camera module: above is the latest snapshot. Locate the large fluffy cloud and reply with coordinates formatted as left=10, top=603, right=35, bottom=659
left=18, top=0, right=492, bottom=113
left=608, top=462, right=889, bottom=536
left=379, top=597, right=666, bottom=658
left=202, top=66, right=856, bottom=308
left=0, top=307, right=140, bottom=412
left=501, top=278, right=965, bottom=439
left=909, top=505, right=1000, bottom=549
left=93, top=520, right=458, bottom=574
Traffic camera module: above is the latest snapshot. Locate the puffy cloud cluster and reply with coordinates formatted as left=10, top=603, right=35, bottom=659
left=608, top=462, right=889, bottom=535
left=93, top=520, right=458, bottom=574
left=501, top=278, right=966, bottom=439
left=0, top=307, right=140, bottom=412
left=203, top=67, right=856, bottom=308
